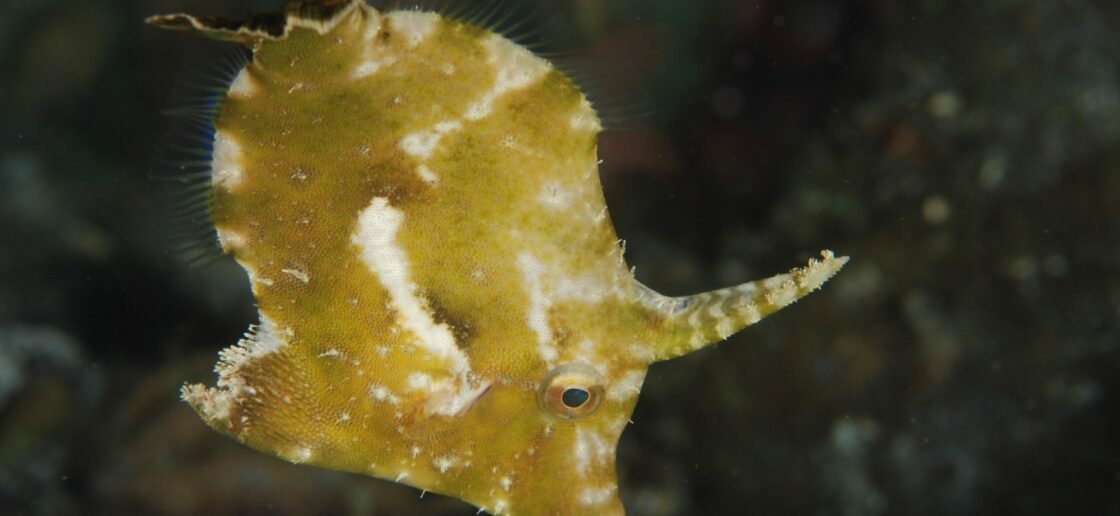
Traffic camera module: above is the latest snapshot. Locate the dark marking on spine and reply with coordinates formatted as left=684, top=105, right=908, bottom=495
left=145, top=0, right=364, bottom=42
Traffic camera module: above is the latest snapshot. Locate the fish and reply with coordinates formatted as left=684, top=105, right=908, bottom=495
left=146, top=1, right=848, bottom=513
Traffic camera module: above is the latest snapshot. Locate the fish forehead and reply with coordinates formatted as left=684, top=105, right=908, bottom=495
left=193, top=3, right=644, bottom=513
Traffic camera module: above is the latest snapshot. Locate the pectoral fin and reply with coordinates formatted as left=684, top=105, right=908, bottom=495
left=637, top=250, right=848, bottom=361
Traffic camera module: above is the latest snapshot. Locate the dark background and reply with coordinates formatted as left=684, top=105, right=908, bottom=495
left=2, top=0, right=1118, bottom=514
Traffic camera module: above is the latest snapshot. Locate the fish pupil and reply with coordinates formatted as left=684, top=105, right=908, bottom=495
left=561, top=388, right=590, bottom=408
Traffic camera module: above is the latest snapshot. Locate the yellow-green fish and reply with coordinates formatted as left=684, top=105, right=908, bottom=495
left=148, top=1, right=847, bottom=513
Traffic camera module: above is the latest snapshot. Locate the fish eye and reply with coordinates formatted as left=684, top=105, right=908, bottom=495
left=539, top=363, right=605, bottom=420
left=562, top=387, right=590, bottom=408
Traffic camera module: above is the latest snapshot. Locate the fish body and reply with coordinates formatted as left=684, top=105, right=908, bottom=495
left=148, top=1, right=847, bottom=513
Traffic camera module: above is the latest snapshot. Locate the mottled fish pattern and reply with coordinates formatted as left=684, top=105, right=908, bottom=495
left=148, top=1, right=848, bottom=514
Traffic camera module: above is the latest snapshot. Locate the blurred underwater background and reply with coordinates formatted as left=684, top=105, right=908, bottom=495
left=1, top=0, right=1118, bottom=514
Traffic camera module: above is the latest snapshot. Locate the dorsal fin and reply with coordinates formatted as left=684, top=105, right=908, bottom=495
left=637, top=250, right=848, bottom=361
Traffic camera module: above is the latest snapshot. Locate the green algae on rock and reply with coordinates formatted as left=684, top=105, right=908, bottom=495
left=147, top=1, right=848, bottom=514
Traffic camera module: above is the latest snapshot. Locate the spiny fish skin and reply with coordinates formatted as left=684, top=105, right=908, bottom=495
left=148, top=1, right=847, bottom=514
